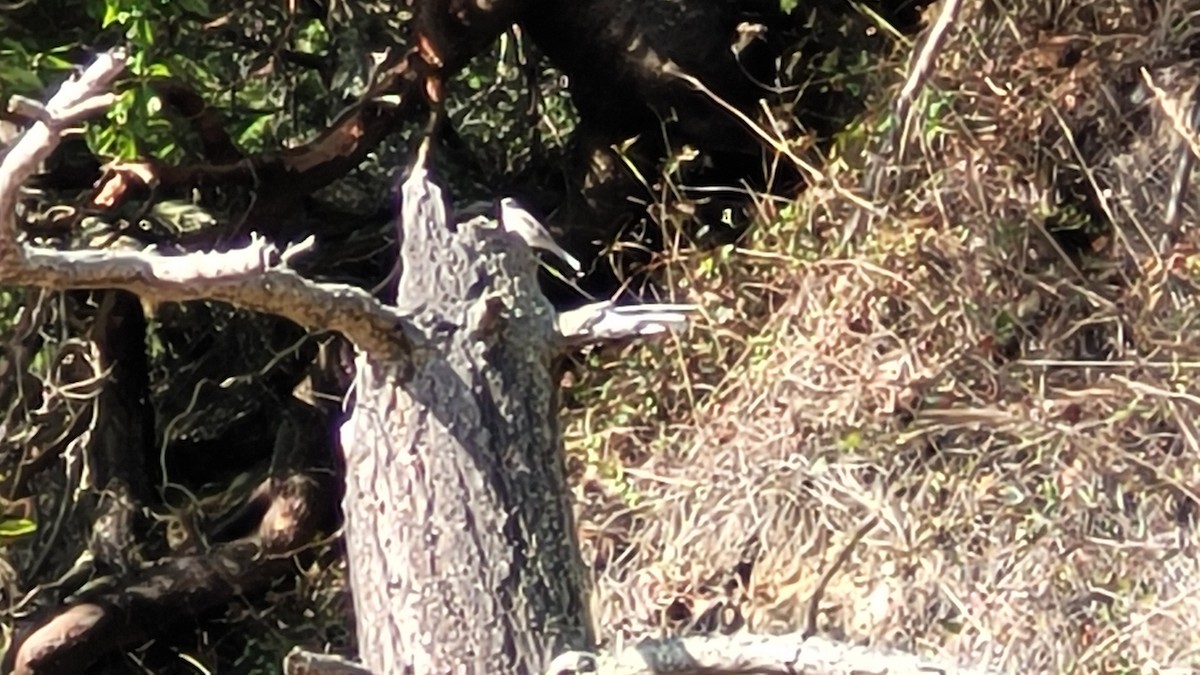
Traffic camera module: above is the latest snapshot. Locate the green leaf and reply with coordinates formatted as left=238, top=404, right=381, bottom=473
left=0, top=64, right=43, bottom=92
left=130, top=18, right=155, bottom=47
left=175, top=0, right=210, bottom=15
left=146, top=62, right=172, bottom=78
left=838, top=429, right=862, bottom=450
left=0, top=518, right=36, bottom=539
left=102, top=0, right=122, bottom=28
left=237, top=114, right=274, bottom=148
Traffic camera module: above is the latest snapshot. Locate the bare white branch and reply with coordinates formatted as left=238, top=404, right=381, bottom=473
left=557, top=301, right=695, bottom=346
left=547, top=632, right=1002, bottom=675
left=284, top=647, right=376, bottom=675
left=0, top=50, right=414, bottom=356
left=1, top=51, right=127, bottom=259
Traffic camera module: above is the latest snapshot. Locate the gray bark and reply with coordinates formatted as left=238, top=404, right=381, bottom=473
left=338, top=143, right=595, bottom=673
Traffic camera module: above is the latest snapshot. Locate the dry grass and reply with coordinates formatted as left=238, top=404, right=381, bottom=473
left=563, top=1, right=1200, bottom=672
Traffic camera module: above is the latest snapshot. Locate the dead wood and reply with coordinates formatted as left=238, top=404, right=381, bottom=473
left=547, top=632, right=1002, bottom=674
left=0, top=52, right=419, bottom=357
left=3, top=393, right=337, bottom=675
left=90, top=46, right=429, bottom=235
left=82, top=290, right=155, bottom=573
left=338, top=138, right=594, bottom=672
left=149, top=79, right=244, bottom=165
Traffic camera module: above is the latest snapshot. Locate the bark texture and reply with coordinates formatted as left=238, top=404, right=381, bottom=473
left=339, top=146, right=594, bottom=673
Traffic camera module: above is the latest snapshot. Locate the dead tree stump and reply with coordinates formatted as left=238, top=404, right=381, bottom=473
left=338, top=143, right=595, bottom=673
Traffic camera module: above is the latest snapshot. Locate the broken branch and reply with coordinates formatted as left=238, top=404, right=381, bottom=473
left=556, top=302, right=695, bottom=346
left=547, top=632, right=1001, bottom=675
left=0, top=50, right=416, bottom=356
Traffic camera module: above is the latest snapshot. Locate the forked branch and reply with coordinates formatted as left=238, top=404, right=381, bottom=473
left=0, top=50, right=417, bottom=357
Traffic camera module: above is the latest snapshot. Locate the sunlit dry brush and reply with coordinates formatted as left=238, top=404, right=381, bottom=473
left=565, top=0, right=1200, bottom=672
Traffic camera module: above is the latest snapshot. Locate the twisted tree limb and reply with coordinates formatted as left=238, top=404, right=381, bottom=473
left=89, top=46, right=429, bottom=230
left=3, top=380, right=340, bottom=675
left=85, top=0, right=528, bottom=230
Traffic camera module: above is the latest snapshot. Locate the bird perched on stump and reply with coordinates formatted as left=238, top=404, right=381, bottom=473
left=455, top=197, right=583, bottom=275
left=497, top=197, right=583, bottom=276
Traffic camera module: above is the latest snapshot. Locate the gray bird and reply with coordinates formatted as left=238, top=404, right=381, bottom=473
left=497, top=197, right=583, bottom=276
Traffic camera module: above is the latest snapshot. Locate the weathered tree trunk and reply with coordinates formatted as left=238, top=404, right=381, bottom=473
left=338, top=144, right=594, bottom=673
left=83, top=289, right=154, bottom=574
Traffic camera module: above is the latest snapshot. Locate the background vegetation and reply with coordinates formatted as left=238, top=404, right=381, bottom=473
left=3, top=0, right=1200, bottom=672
